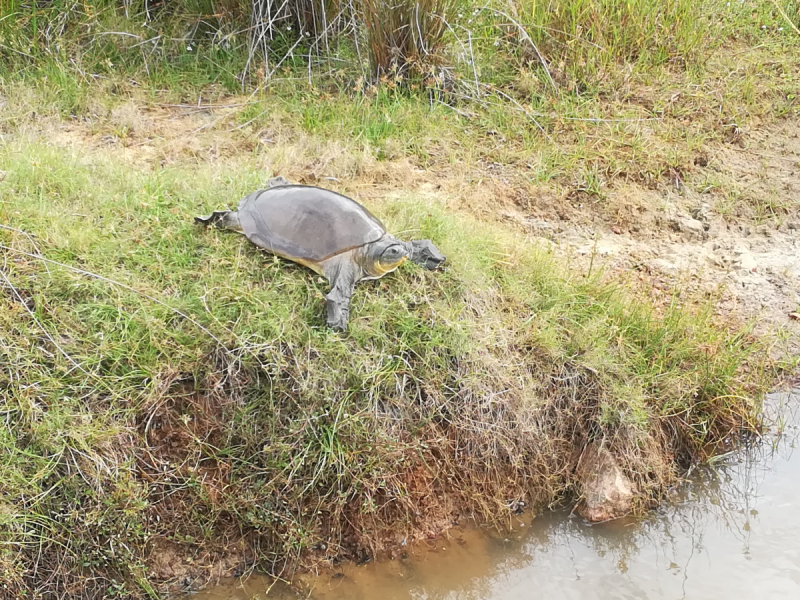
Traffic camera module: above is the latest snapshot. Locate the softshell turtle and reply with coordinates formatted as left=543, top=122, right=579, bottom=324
left=195, top=177, right=446, bottom=331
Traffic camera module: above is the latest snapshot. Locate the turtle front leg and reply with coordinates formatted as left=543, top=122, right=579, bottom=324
left=405, top=240, right=446, bottom=270
left=322, top=257, right=362, bottom=332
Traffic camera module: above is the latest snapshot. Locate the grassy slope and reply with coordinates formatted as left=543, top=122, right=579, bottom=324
left=0, top=130, right=771, bottom=598
left=0, top=0, right=798, bottom=598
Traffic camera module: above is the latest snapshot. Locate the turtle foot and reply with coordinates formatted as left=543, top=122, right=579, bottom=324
left=325, top=296, right=350, bottom=332
left=406, top=240, right=446, bottom=270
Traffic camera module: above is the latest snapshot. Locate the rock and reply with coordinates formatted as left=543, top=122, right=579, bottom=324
left=648, top=258, right=679, bottom=275
left=663, top=201, right=679, bottom=219
left=576, top=443, right=636, bottom=522
left=690, top=202, right=713, bottom=222
left=787, top=221, right=800, bottom=231
left=669, top=216, right=707, bottom=240
left=525, top=218, right=557, bottom=238
left=738, top=253, right=757, bottom=272
left=755, top=224, right=771, bottom=237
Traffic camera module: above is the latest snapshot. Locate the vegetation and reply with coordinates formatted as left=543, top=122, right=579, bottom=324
left=0, top=137, right=774, bottom=597
left=1, top=0, right=798, bottom=598
left=1, top=0, right=798, bottom=216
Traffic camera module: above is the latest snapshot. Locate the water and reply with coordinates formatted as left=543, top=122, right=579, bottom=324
left=191, top=390, right=800, bottom=600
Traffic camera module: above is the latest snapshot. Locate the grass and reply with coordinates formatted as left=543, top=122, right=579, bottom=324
left=1, top=0, right=799, bottom=597
left=4, top=0, right=798, bottom=224
left=0, top=132, right=778, bottom=598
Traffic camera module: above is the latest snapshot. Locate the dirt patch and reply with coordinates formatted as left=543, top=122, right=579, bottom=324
left=546, top=202, right=800, bottom=327
left=447, top=123, right=800, bottom=351
left=704, top=121, right=800, bottom=219
left=147, top=538, right=246, bottom=591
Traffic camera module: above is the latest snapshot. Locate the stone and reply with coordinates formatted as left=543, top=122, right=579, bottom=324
left=755, top=224, right=771, bottom=237
left=690, top=202, right=713, bottom=222
left=525, top=218, right=557, bottom=238
left=662, top=201, right=679, bottom=219
left=649, top=258, right=680, bottom=275
left=738, top=253, right=757, bottom=272
left=669, top=216, right=707, bottom=240
left=576, top=443, right=636, bottom=522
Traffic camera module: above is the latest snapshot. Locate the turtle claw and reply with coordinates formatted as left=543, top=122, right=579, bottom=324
left=194, top=213, right=217, bottom=225
left=406, top=240, right=446, bottom=270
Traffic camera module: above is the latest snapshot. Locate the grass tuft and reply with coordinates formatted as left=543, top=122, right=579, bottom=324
left=361, top=0, right=456, bottom=78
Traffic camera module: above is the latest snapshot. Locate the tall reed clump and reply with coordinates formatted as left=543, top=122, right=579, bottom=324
left=360, top=0, right=458, bottom=78
left=508, top=0, right=710, bottom=88
left=0, top=0, right=457, bottom=88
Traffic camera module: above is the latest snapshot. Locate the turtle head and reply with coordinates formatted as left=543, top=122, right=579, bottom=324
left=364, top=237, right=409, bottom=277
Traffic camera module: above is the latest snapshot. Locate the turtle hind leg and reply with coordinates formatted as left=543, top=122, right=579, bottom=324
left=405, top=240, right=446, bottom=270
left=267, top=175, right=291, bottom=188
left=194, top=210, right=243, bottom=232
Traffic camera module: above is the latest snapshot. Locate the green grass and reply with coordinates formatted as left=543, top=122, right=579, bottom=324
left=0, top=132, right=777, bottom=598
left=1, top=0, right=799, bottom=597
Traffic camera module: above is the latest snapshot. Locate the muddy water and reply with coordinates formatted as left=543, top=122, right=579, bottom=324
left=191, top=390, right=800, bottom=600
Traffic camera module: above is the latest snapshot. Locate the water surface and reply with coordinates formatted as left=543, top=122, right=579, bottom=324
left=192, top=390, right=799, bottom=600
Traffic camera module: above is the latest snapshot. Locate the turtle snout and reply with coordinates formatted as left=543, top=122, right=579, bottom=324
left=408, top=240, right=446, bottom=271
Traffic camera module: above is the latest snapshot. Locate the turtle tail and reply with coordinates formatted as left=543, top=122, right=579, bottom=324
left=194, top=210, right=243, bottom=232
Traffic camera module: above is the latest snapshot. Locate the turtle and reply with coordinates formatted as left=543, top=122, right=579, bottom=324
left=195, top=177, right=446, bottom=331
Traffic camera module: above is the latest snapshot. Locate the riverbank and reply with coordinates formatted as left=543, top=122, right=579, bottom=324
left=1, top=1, right=799, bottom=597
left=192, top=388, right=800, bottom=600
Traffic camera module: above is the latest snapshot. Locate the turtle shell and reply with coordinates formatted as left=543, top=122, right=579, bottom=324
left=237, top=185, right=387, bottom=264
